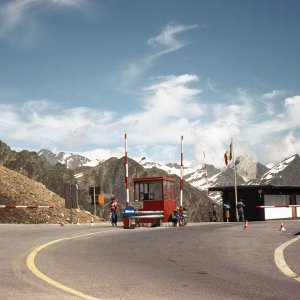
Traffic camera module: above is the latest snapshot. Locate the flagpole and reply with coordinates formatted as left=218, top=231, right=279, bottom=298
left=203, top=151, right=209, bottom=197
left=231, top=138, right=238, bottom=221
left=180, top=135, right=184, bottom=207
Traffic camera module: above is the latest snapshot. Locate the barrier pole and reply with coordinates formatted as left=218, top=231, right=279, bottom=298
left=180, top=135, right=184, bottom=207
left=125, top=133, right=129, bottom=206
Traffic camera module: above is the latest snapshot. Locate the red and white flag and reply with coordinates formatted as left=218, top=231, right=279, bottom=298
left=224, top=142, right=232, bottom=166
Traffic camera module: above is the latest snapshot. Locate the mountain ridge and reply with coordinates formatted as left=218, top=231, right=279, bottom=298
left=1, top=140, right=300, bottom=224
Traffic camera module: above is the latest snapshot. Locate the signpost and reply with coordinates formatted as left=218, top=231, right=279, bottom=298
left=129, top=201, right=144, bottom=209
left=123, top=206, right=135, bottom=218
left=89, top=186, right=101, bottom=216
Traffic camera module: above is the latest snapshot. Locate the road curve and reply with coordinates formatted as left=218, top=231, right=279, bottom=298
left=1, top=221, right=300, bottom=299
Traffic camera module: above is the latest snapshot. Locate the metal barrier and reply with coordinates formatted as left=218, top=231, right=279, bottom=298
left=123, top=210, right=164, bottom=228
left=130, top=210, right=164, bottom=219
left=122, top=210, right=188, bottom=228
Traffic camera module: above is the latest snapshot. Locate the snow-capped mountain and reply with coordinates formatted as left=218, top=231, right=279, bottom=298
left=143, top=155, right=266, bottom=203
left=235, top=154, right=269, bottom=182
left=144, top=154, right=300, bottom=201
left=38, top=148, right=300, bottom=202
left=184, top=164, right=220, bottom=190
left=39, top=148, right=267, bottom=192
left=37, top=147, right=300, bottom=208
left=143, top=162, right=196, bottom=177
left=246, top=154, right=300, bottom=186
left=38, top=149, right=100, bottom=169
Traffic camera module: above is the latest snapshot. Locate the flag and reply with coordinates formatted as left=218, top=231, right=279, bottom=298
left=224, top=142, right=232, bottom=166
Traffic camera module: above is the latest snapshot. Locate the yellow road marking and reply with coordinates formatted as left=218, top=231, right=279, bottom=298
left=27, top=229, right=115, bottom=299
left=274, top=235, right=300, bottom=280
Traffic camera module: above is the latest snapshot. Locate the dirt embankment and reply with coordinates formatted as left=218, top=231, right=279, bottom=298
left=0, top=165, right=100, bottom=224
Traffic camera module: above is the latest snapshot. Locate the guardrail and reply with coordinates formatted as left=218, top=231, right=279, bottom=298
left=122, top=210, right=164, bottom=228
left=130, top=210, right=164, bottom=219
left=122, top=209, right=188, bottom=228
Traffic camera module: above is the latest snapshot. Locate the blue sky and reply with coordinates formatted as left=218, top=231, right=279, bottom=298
left=0, top=0, right=300, bottom=168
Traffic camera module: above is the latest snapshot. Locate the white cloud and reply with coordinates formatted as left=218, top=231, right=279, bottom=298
left=0, top=0, right=85, bottom=39
left=261, top=89, right=288, bottom=116
left=122, top=22, right=200, bottom=85
left=78, top=147, right=124, bottom=161
left=1, top=78, right=300, bottom=168
left=0, top=100, right=115, bottom=148
left=147, top=22, right=199, bottom=56
left=259, top=132, right=300, bottom=164
left=262, top=89, right=287, bottom=100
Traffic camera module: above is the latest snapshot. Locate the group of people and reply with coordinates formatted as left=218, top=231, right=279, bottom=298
left=209, top=199, right=245, bottom=222
left=170, top=206, right=187, bottom=227
left=109, top=196, right=246, bottom=226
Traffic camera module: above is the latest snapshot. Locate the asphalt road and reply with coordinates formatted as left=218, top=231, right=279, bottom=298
left=0, top=221, right=300, bottom=299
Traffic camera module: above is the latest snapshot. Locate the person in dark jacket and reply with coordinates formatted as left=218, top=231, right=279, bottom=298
left=212, top=203, right=218, bottom=222
left=237, top=199, right=245, bottom=222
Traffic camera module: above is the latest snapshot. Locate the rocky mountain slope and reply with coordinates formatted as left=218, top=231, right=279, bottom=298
left=3, top=139, right=299, bottom=224
left=235, top=154, right=269, bottom=182
left=37, top=149, right=269, bottom=194
left=38, top=149, right=98, bottom=168
left=0, top=140, right=213, bottom=222
left=246, top=154, right=300, bottom=186
left=74, top=157, right=213, bottom=222
left=0, top=164, right=98, bottom=224
left=0, top=141, right=76, bottom=199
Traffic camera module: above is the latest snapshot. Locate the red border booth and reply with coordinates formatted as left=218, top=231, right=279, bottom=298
left=134, top=177, right=176, bottom=224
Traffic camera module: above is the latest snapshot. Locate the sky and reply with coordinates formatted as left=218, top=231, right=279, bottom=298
left=0, top=0, right=300, bottom=168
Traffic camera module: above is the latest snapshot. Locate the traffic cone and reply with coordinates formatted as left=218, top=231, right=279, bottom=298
left=280, top=222, right=286, bottom=231
left=243, top=220, right=249, bottom=230
left=60, top=221, right=64, bottom=227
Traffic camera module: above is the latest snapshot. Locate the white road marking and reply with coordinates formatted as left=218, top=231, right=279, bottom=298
left=274, top=236, right=300, bottom=281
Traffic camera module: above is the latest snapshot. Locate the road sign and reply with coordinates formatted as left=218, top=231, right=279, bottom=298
left=129, top=201, right=144, bottom=209
left=123, top=206, right=135, bottom=218
left=98, top=194, right=104, bottom=204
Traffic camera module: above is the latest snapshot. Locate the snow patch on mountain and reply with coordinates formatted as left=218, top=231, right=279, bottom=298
left=261, top=155, right=296, bottom=181
left=38, top=149, right=100, bottom=169
left=143, top=162, right=196, bottom=177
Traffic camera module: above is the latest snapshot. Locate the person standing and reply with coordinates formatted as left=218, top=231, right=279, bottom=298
left=237, top=199, right=245, bottom=222
left=212, top=203, right=218, bottom=222
left=110, top=197, right=119, bottom=226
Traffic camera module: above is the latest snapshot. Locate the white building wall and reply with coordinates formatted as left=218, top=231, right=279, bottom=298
left=264, top=195, right=292, bottom=220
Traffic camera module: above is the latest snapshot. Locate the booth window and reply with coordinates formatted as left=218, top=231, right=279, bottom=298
left=163, top=180, right=175, bottom=200
left=135, top=180, right=162, bottom=201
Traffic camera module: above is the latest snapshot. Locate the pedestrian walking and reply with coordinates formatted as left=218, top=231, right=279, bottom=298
left=110, top=197, right=119, bottom=226
left=237, top=199, right=245, bottom=222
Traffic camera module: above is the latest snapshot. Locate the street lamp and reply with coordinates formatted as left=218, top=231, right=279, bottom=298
left=138, top=157, right=146, bottom=164
left=135, top=157, right=146, bottom=178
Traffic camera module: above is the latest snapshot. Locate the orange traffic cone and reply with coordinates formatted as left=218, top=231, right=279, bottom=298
left=280, top=222, right=286, bottom=231
left=243, top=219, right=249, bottom=230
